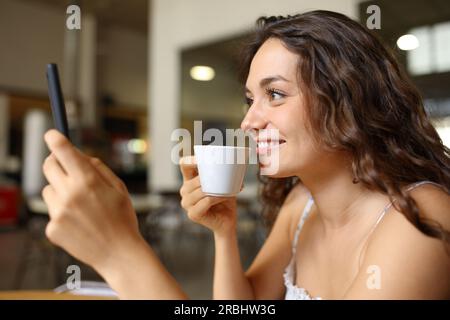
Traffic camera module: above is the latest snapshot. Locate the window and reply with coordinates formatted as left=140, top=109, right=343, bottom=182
left=407, top=21, right=450, bottom=75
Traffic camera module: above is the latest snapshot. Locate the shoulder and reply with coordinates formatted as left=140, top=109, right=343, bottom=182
left=263, top=181, right=310, bottom=243
left=407, top=182, right=450, bottom=230
left=284, top=181, right=310, bottom=207
left=345, top=182, right=450, bottom=299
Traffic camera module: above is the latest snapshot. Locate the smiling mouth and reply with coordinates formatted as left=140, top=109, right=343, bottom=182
left=256, top=139, right=286, bottom=154
left=257, top=139, right=286, bottom=148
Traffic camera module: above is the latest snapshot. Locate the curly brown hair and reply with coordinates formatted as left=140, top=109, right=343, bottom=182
left=239, top=11, right=450, bottom=245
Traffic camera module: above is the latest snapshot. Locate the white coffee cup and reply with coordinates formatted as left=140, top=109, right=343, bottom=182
left=194, top=145, right=249, bottom=197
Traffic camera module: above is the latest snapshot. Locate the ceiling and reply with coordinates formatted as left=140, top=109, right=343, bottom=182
left=20, top=0, right=148, bottom=34
left=21, top=0, right=450, bottom=41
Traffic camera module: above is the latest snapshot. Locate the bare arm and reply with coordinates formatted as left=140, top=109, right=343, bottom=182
left=42, top=130, right=188, bottom=299
left=213, top=232, right=254, bottom=299
left=96, top=237, right=189, bottom=299
left=213, top=183, right=310, bottom=299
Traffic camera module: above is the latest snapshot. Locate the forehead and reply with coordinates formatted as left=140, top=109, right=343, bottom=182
left=246, top=38, right=299, bottom=85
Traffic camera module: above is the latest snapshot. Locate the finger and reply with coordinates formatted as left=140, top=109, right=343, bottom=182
left=180, top=155, right=197, bottom=165
left=189, top=196, right=230, bottom=219
left=179, top=156, right=198, bottom=180
left=181, top=176, right=201, bottom=196
left=44, top=129, right=92, bottom=177
left=182, top=186, right=206, bottom=209
left=41, top=184, right=60, bottom=218
left=42, top=153, right=68, bottom=191
left=90, top=157, right=127, bottom=194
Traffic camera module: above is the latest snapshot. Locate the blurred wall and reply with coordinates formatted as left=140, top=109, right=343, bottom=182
left=0, top=0, right=66, bottom=94
left=181, top=50, right=244, bottom=122
left=98, top=26, right=147, bottom=109
left=149, top=0, right=360, bottom=192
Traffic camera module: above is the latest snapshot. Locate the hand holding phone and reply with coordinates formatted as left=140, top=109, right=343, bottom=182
left=46, top=63, right=70, bottom=140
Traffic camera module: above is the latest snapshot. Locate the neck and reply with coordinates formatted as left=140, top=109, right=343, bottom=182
left=298, top=153, right=382, bottom=232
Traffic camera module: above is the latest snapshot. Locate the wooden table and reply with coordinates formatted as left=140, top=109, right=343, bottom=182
left=0, top=291, right=115, bottom=300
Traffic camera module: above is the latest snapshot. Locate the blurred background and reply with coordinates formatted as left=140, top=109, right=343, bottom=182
left=0, top=0, right=449, bottom=299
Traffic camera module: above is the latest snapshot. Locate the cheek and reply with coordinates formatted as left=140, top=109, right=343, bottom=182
left=281, top=98, right=308, bottom=127
left=278, top=107, right=309, bottom=143
left=281, top=116, right=318, bottom=166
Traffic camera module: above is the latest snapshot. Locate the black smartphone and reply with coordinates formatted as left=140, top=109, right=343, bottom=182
left=46, top=63, right=70, bottom=140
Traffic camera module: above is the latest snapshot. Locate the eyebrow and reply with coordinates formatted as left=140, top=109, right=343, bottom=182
left=245, top=75, right=290, bottom=93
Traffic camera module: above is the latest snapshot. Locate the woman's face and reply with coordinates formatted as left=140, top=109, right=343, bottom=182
left=241, top=38, right=328, bottom=178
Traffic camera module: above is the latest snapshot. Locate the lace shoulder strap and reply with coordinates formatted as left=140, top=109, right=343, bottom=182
left=292, top=195, right=314, bottom=255
left=404, top=180, right=447, bottom=193
left=371, top=180, right=448, bottom=231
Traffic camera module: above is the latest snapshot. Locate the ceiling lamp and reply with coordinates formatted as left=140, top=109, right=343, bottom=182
left=397, top=34, right=419, bottom=51
left=190, top=66, right=215, bottom=81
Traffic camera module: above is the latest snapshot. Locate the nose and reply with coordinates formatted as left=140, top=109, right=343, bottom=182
left=240, top=103, right=268, bottom=132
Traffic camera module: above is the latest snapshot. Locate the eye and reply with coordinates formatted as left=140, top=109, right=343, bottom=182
left=266, top=88, right=286, bottom=101
left=245, top=96, right=254, bottom=107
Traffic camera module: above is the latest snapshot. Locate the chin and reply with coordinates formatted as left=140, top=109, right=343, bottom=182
left=258, top=161, right=297, bottom=178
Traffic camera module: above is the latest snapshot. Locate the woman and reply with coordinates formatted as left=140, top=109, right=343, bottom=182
left=42, top=11, right=450, bottom=299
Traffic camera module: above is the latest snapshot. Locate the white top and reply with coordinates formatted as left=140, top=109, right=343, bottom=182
left=283, top=180, right=445, bottom=300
